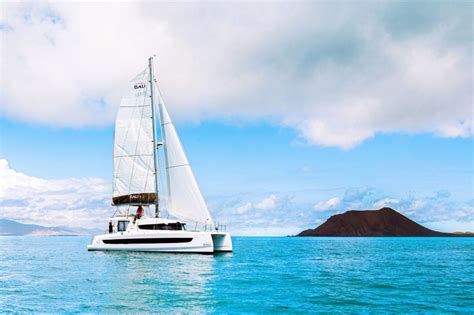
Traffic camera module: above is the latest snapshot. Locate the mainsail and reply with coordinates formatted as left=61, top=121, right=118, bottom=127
left=157, top=92, right=214, bottom=225
left=112, top=68, right=157, bottom=205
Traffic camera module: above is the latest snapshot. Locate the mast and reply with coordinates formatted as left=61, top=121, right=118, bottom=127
left=148, top=56, right=160, bottom=217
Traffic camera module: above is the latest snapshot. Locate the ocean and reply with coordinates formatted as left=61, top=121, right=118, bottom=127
left=1, top=236, right=472, bottom=313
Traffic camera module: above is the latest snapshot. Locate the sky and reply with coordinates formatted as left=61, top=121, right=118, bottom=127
left=0, top=1, right=473, bottom=235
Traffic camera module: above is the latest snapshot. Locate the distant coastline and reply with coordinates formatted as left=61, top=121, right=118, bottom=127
left=0, top=219, right=100, bottom=236
left=298, top=207, right=474, bottom=237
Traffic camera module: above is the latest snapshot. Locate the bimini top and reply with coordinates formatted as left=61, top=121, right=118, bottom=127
left=112, top=193, right=156, bottom=206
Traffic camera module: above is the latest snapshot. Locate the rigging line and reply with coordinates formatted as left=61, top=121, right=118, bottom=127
left=119, top=105, right=150, bottom=108
left=114, top=154, right=153, bottom=158
left=143, top=149, right=154, bottom=197
left=111, top=206, right=120, bottom=218
left=166, top=163, right=190, bottom=170
left=158, top=152, right=166, bottom=210
left=153, top=96, right=167, bottom=211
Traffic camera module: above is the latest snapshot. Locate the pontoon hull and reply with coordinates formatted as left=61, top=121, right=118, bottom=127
left=87, top=231, right=232, bottom=253
left=211, top=232, right=233, bottom=252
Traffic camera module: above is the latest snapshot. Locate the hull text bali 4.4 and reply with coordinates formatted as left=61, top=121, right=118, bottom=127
left=88, top=57, right=232, bottom=253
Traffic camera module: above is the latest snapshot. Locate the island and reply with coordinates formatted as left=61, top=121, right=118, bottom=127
left=298, top=207, right=473, bottom=237
left=0, top=219, right=100, bottom=236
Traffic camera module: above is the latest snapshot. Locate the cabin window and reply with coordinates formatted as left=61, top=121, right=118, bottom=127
left=118, top=221, right=129, bottom=232
left=138, top=223, right=185, bottom=231
left=103, top=238, right=192, bottom=244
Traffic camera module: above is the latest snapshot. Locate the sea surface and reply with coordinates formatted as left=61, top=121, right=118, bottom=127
left=0, top=236, right=473, bottom=313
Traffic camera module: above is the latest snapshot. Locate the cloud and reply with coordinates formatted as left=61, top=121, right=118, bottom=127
left=0, top=159, right=110, bottom=228
left=314, top=197, right=341, bottom=211
left=208, top=192, right=312, bottom=234
left=373, top=198, right=399, bottom=209
left=1, top=2, right=472, bottom=148
left=255, top=194, right=277, bottom=210
left=233, top=194, right=278, bottom=214
left=235, top=202, right=252, bottom=215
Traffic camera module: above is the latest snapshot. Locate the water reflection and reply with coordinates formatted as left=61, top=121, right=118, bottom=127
left=95, top=252, right=218, bottom=312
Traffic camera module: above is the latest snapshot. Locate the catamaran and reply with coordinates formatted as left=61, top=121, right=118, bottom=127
left=87, top=57, right=232, bottom=253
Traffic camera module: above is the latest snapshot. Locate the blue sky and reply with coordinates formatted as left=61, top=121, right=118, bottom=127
left=1, top=117, right=472, bottom=201
left=0, top=1, right=472, bottom=234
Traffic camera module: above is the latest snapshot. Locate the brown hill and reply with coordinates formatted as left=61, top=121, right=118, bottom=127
left=298, top=207, right=452, bottom=237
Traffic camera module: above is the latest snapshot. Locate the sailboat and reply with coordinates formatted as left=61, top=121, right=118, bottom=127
left=87, top=57, right=232, bottom=253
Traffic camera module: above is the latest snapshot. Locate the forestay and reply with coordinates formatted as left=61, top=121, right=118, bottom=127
left=158, top=93, right=214, bottom=225
left=112, top=68, right=156, bottom=205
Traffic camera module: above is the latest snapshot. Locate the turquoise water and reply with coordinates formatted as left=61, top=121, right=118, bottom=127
left=0, top=236, right=473, bottom=313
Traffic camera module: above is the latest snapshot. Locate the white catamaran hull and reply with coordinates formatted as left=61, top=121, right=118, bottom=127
left=211, top=232, right=233, bottom=252
left=87, top=231, right=232, bottom=253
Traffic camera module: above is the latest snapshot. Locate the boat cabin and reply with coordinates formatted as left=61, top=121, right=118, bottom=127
left=107, top=216, right=186, bottom=234
left=138, top=222, right=186, bottom=231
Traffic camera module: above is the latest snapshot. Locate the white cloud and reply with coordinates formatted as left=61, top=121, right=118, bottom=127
left=1, top=2, right=472, bottom=148
left=0, top=159, right=110, bottom=228
left=373, top=198, right=400, bottom=209
left=232, top=194, right=278, bottom=215
left=235, top=202, right=252, bottom=215
left=255, top=194, right=277, bottom=210
left=436, top=119, right=473, bottom=138
left=314, top=197, right=341, bottom=211
left=409, top=199, right=427, bottom=211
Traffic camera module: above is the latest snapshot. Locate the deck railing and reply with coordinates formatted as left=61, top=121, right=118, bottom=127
left=201, top=222, right=227, bottom=232
left=104, top=221, right=228, bottom=233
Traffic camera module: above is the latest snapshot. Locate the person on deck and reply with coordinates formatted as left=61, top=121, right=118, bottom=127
left=137, top=206, right=144, bottom=219
left=134, top=206, right=144, bottom=223
left=108, top=221, right=113, bottom=233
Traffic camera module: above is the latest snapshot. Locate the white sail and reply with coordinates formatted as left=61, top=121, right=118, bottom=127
left=112, top=68, right=156, bottom=205
left=158, top=93, right=214, bottom=225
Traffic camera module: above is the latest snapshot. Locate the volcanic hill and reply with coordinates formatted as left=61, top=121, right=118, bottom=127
left=298, top=207, right=454, bottom=237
